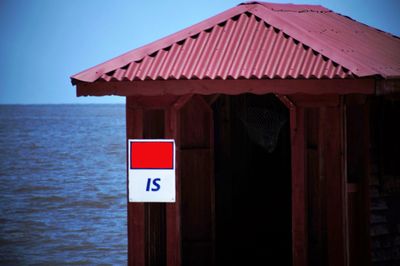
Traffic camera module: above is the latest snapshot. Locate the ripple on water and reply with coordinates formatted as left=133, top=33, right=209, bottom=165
left=0, top=105, right=127, bottom=265
left=14, top=185, right=57, bottom=193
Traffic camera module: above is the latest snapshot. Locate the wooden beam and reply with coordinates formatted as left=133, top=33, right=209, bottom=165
left=126, top=95, right=179, bottom=109
left=76, top=78, right=375, bottom=97
left=290, top=94, right=340, bottom=107
left=204, top=94, right=221, bottom=105
left=276, top=94, right=297, bottom=140
left=376, top=79, right=400, bottom=95
left=290, top=106, right=308, bottom=266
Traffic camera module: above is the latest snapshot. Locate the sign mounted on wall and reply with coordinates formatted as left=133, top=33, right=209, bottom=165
left=128, top=139, right=176, bottom=202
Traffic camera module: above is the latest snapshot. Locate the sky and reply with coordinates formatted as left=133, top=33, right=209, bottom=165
left=0, top=0, right=399, bottom=104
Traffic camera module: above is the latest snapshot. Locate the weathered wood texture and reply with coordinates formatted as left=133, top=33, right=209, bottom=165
left=143, top=110, right=166, bottom=266
left=126, top=98, right=169, bottom=266
left=345, top=96, right=371, bottom=266
left=322, top=106, right=347, bottom=266
left=305, top=107, right=326, bottom=266
left=126, top=101, right=145, bottom=266
left=287, top=104, right=307, bottom=266
left=125, top=93, right=367, bottom=266
left=167, top=95, right=215, bottom=266
left=165, top=106, right=181, bottom=266
left=288, top=95, right=348, bottom=266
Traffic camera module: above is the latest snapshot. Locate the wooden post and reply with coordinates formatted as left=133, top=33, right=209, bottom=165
left=165, top=102, right=182, bottom=266
left=345, top=96, right=371, bottom=266
left=126, top=98, right=145, bottom=266
left=290, top=106, right=308, bottom=266
left=165, top=95, right=215, bottom=266
left=320, top=104, right=348, bottom=266
left=277, top=94, right=307, bottom=266
left=126, top=96, right=173, bottom=266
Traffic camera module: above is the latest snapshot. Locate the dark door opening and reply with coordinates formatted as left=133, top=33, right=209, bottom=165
left=213, top=94, right=292, bottom=266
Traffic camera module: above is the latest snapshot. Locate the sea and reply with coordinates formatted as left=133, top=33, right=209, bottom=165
left=0, top=104, right=127, bottom=265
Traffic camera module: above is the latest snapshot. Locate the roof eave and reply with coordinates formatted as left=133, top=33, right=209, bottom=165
left=75, top=78, right=375, bottom=97
left=70, top=2, right=400, bottom=87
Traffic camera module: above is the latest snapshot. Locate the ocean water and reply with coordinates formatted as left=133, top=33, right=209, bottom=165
left=0, top=105, right=127, bottom=265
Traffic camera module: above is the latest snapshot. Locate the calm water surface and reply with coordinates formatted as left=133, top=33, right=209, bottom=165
left=0, top=105, right=127, bottom=265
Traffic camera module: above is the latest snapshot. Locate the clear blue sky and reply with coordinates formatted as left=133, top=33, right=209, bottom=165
left=0, top=0, right=399, bottom=104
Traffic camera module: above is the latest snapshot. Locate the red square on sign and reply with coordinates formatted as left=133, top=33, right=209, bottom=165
left=130, top=141, right=174, bottom=169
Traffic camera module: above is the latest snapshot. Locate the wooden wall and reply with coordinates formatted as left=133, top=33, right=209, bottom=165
left=176, top=96, right=214, bottom=266
left=126, top=101, right=168, bottom=266
left=125, top=93, right=374, bottom=266
left=126, top=95, right=215, bottom=266
left=287, top=94, right=372, bottom=266
left=288, top=95, right=347, bottom=266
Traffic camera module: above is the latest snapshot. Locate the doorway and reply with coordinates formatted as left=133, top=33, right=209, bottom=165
left=212, top=94, right=292, bottom=266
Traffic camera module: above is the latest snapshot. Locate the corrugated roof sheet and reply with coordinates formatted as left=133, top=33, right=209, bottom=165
left=71, top=1, right=400, bottom=86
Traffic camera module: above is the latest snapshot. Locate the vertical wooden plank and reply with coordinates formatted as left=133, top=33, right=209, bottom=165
left=347, top=191, right=359, bottom=266
left=291, top=106, right=307, bottom=266
left=360, top=101, right=371, bottom=266
left=165, top=106, right=181, bottom=266
left=165, top=95, right=215, bottom=266
left=320, top=104, right=348, bottom=266
left=306, top=108, right=327, bottom=266
left=143, top=110, right=166, bottom=266
left=180, top=149, right=214, bottom=266
left=126, top=97, right=145, bottom=266
left=179, top=95, right=214, bottom=266
left=345, top=98, right=371, bottom=266
left=290, top=95, right=349, bottom=266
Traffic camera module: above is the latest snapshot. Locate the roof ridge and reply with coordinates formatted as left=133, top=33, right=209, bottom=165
left=241, top=1, right=330, bottom=13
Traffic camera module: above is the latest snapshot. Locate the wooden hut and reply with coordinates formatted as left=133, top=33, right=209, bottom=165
left=71, top=2, right=400, bottom=266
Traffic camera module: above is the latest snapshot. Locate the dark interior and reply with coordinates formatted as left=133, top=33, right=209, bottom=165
left=213, top=94, right=292, bottom=266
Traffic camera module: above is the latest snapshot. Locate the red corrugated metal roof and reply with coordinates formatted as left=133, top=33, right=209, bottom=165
left=71, top=1, right=400, bottom=89
left=99, top=13, right=351, bottom=82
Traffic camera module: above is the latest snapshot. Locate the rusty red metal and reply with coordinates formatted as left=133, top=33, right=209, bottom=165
left=71, top=1, right=400, bottom=94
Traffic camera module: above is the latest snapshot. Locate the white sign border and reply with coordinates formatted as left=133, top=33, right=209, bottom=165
left=128, top=139, right=176, bottom=203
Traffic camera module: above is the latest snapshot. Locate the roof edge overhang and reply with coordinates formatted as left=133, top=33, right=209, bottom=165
left=75, top=78, right=375, bottom=97
left=70, top=1, right=393, bottom=85
left=71, top=1, right=400, bottom=96
left=71, top=4, right=253, bottom=84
